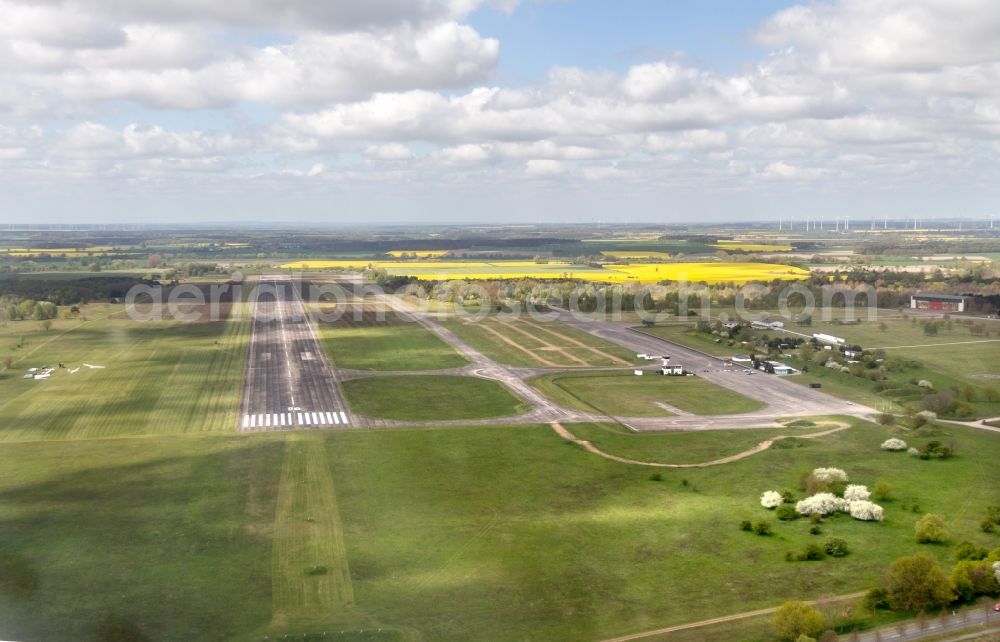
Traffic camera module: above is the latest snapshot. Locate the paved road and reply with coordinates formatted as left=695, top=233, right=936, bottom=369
left=843, top=605, right=1000, bottom=641
left=238, top=276, right=353, bottom=431
left=549, top=308, right=876, bottom=426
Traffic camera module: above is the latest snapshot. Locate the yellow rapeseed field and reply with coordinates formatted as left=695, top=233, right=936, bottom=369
left=279, top=259, right=809, bottom=284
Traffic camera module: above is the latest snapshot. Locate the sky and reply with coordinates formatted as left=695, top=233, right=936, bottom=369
left=1, top=0, right=999, bottom=225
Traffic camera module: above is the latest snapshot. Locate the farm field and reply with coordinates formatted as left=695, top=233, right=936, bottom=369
left=714, top=241, right=794, bottom=252
left=340, top=375, right=530, bottom=421
left=439, top=314, right=639, bottom=368
left=0, top=300, right=249, bottom=441
left=529, top=371, right=765, bottom=416
left=313, top=301, right=468, bottom=371
left=279, top=259, right=810, bottom=284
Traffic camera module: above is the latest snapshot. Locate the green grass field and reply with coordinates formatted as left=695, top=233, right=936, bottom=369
left=567, top=423, right=822, bottom=464
left=1, top=420, right=997, bottom=641
left=0, top=302, right=249, bottom=440
left=314, top=303, right=468, bottom=372
left=439, top=315, right=639, bottom=368
left=341, top=375, right=530, bottom=421
left=0, top=434, right=284, bottom=641
left=636, top=324, right=745, bottom=357
left=529, top=371, right=765, bottom=416
left=322, top=419, right=999, bottom=641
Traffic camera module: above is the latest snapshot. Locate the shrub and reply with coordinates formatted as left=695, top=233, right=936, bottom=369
left=796, top=493, right=847, bottom=516
left=824, top=538, right=850, bottom=557
left=648, top=472, right=663, bottom=482
left=761, top=490, right=784, bottom=509
left=864, top=587, right=890, bottom=610
left=884, top=553, right=954, bottom=611
left=811, top=467, right=848, bottom=483
left=798, top=544, right=825, bottom=561
left=915, top=514, right=948, bottom=543
left=987, top=505, right=1000, bottom=525
left=872, top=479, right=893, bottom=501
left=919, top=441, right=953, bottom=459
left=880, top=438, right=907, bottom=451
left=739, top=520, right=753, bottom=532
left=982, top=519, right=996, bottom=533
left=772, top=601, right=825, bottom=641
left=754, top=520, right=772, bottom=536
left=917, top=379, right=934, bottom=389
left=848, top=500, right=884, bottom=521
left=777, top=504, right=799, bottom=521
left=844, top=484, right=871, bottom=501
left=809, top=525, right=822, bottom=535
left=876, top=413, right=895, bottom=426
left=954, top=541, right=988, bottom=561
left=950, top=560, right=998, bottom=602
left=907, top=447, right=919, bottom=456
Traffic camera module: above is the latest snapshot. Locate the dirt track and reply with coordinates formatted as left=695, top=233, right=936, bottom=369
left=550, top=420, right=852, bottom=468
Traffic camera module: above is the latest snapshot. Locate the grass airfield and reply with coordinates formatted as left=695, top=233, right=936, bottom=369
left=0, top=301, right=248, bottom=440
left=529, top=370, right=765, bottom=416
left=1, top=420, right=998, bottom=641
left=1, top=281, right=999, bottom=641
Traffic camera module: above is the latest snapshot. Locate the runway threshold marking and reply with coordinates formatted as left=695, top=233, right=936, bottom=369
left=243, top=409, right=350, bottom=430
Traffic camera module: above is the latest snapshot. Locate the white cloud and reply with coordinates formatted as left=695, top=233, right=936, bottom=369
left=364, top=143, right=415, bottom=160
left=524, top=159, right=564, bottom=175
left=2, top=0, right=1000, bottom=221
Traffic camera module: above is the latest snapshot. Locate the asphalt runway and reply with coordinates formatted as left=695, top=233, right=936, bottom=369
left=238, top=276, right=352, bottom=432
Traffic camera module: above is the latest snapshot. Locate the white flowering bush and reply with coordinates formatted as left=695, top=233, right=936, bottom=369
left=796, top=493, right=848, bottom=516
left=917, top=379, right=934, bottom=389
left=760, top=491, right=783, bottom=509
left=994, top=561, right=1000, bottom=584
left=844, top=484, right=871, bottom=501
left=881, top=438, right=907, bottom=451
left=916, top=410, right=937, bottom=422
left=848, top=500, right=884, bottom=521
left=907, top=447, right=920, bottom=456
left=812, top=467, right=848, bottom=483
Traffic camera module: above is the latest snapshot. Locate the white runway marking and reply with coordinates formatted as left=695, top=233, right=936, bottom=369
left=297, top=412, right=304, bottom=425
left=325, top=412, right=334, bottom=424
left=340, top=411, right=348, bottom=424
left=311, top=412, right=319, bottom=425
left=243, top=415, right=250, bottom=428
left=250, top=415, right=257, bottom=428
left=265, top=414, right=271, bottom=427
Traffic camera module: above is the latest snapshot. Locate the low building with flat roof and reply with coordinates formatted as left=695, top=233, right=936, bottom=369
left=910, top=293, right=970, bottom=312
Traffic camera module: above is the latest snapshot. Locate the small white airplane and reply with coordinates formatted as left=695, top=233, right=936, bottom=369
left=68, top=367, right=80, bottom=374
left=83, top=363, right=105, bottom=369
